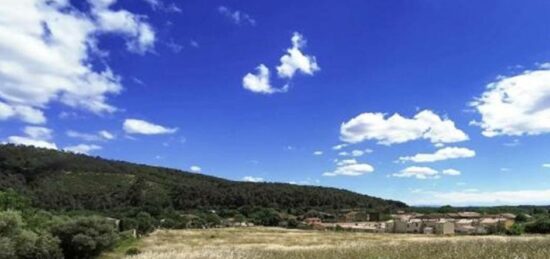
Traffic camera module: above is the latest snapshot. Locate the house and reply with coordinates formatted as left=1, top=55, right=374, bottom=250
left=434, top=221, right=455, bottom=235
left=339, top=211, right=370, bottom=222
left=305, top=217, right=322, bottom=226
left=423, top=227, right=434, bottom=234
left=458, top=212, right=481, bottom=218
left=394, top=219, right=423, bottom=233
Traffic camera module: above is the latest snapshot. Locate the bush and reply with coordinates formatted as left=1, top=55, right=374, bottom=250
left=0, top=237, right=16, bottom=259
left=125, top=247, right=141, bottom=255
left=515, top=213, right=529, bottom=223
left=506, top=223, right=524, bottom=236
left=0, top=210, right=23, bottom=237
left=14, top=230, right=62, bottom=259
left=120, top=217, right=139, bottom=232
left=51, top=216, right=119, bottom=259
left=249, top=208, right=281, bottom=226
left=525, top=218, right=550, bottom=234
left=135, top=212, right=155, bottom=234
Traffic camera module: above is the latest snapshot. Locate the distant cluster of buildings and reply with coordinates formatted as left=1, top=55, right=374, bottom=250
left=305, top=211, right=517, bottom=235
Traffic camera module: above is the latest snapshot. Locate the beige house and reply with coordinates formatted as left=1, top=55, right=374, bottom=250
left=434, top=221, right=454, bottom=235
left=394, top=219, right=423, bottom=233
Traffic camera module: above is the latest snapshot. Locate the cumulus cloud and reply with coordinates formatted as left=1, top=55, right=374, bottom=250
left=323, top=159, right=374, bottom=177
left=442, top=169, right=461, bottom=176
left=340, top=110, right=468, bottom=145
left=393, top=166, right=439, bottom=179
left=339, top=149, right=373, bottom=157
left=6, top=126, right=57, bottom=149
left=393, top=166, right=461, bottom=179
left=64, top=144, right=102, bottom=154
left=276, top=32, right=320, bottom=79
left=123, top=119, right=177, bottom=135
left=67, top=130, right=115, bottom=141
left=242, top=176, right=264, bottom=182
left=543, top=164, right=550, bottom=169
left=472, top=67, right=550, bottom=137
left=190, top=165, right=201, bottom=172
left=0, top=0, right=155, bottom=124
left=242, top=65, right=287, bottom=94
left=399, top=147, right=476, bottom=163
left=218, top=6, right=256, bottom=26
left=242, top=32, right=318, bottom=94
left=410, top=189, right=550, bottom=206
left=0, top=103, right=46, bottom=124
left=313, top=151, right=323, bottom=155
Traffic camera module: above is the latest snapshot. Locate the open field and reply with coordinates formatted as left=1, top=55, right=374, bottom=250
left=109, top=227, right=550, bottom=259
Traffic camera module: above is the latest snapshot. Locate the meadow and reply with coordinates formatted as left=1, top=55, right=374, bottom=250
left=109, top=227, right=550, bottom=259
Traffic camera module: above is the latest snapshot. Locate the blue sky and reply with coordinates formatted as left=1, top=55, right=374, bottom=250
left=2, top=0, right=550, bottom=206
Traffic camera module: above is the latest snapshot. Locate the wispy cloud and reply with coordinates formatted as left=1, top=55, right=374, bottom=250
left=218, top=6, right=256, bottom=26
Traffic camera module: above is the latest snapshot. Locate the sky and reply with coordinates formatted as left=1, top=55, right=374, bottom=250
left=2, top=0, right=550, bottom=206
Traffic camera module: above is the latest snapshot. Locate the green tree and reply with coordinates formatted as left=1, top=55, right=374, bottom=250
left=0, top=190, right=30, bottom=211
left=51, top=216, right=118, bottom=259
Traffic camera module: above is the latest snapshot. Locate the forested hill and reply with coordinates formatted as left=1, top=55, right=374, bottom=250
left=0, top=144, right=406, bottom=213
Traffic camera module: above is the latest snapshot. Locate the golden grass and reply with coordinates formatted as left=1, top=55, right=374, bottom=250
left=120, top=227, right=550, bottom=259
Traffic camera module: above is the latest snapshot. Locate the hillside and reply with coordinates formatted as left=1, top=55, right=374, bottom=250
left=0, top=144, right=406, bottom=213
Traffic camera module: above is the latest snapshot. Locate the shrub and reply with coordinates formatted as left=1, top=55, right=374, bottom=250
left=14, top=230, right=62, bottom=259
left=120, top=217, right=139, bottom=232
left=135, top=212, right=155, bottom=234
left=51, top=216, right=119, bottom=259
left=515, top=213, right=529, bottom=223
left=506, top=223, right=524, bottom=236
left=0, top=237, right=16, bottom=259
left=525, top=218, right=550, bottom=234
left=125, top=247, right=141, bottom=255
left=0, top=210, right=23, bottom=237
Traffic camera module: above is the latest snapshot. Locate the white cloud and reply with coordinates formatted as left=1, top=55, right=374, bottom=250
left=442, top=169, right=461, bottom=176
left=340, top=110, right=468, bottom=145
left=323, top=159, right=374, bottom=177
left=276, top=32, right=320, bottom=79
left=64, top=144, right=102, bottom=154
left=123, top=119, right=177, bottom=135
left=6, top=126, right=57, bottom=149
left=218, top=6, right=255, bottom=26
left=90, top=0, right=156, bottom=54
left=243, top=32, right=318, bottom=94
left=472, top=68, right=550, bottom=137
left=242, top=176, right=264, bottom=182
left=332, top=143, right=348, bottom=150
left=0, top=0, right=155, bottom=124
left=242, top=65, right=287, bottom=94
left=189, top=40, right=199, bottom=48
left=338, top=149, right=370, bottom=157
left=142, top=0, right=181, bottom=13
left=0, top=102, right=46, bottom=124
left=411, top=189, right=550, bottom=206
left=392, top=166, right=439, bottom=179
left=543, top=164, right=550, bottom=168
left=190, top=165, right=201, bottom=172
left=399, top=147, right=476, bottom=163
left=24, top=126, right=53, bottom=140
left=67, top=130, right=115, bottom=141
left=313, top=151, right=323, bottom=155
left=98, top=130, right=115, bottom=140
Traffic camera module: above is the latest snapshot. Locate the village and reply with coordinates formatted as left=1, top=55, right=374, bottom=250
left=304, top=211, right=518, bottom=235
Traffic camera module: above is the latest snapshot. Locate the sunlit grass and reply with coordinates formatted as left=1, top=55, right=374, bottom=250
left=121, top=227, right=550, bottom=259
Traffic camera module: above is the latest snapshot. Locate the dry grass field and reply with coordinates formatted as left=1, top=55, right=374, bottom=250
left=111, top=227, right=550, bottom=259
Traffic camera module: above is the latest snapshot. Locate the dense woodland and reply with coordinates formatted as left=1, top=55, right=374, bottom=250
left=0, top=144, right=406, bottom=214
